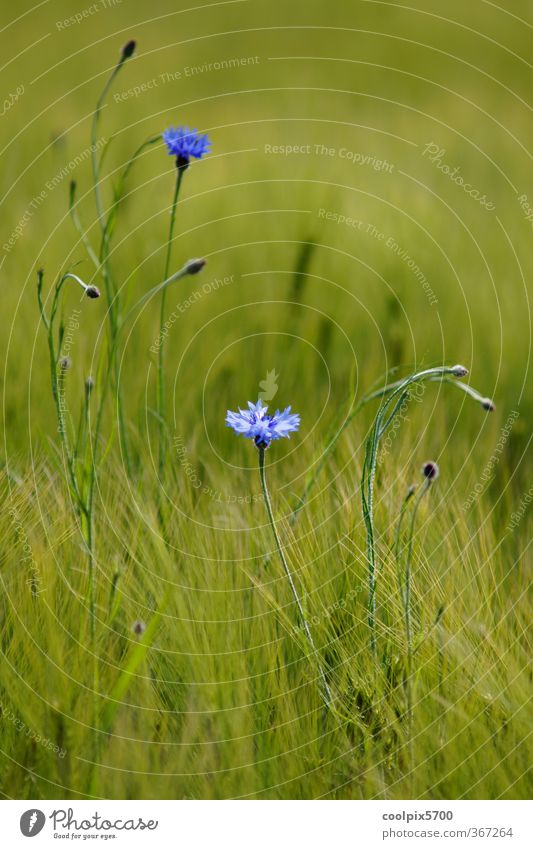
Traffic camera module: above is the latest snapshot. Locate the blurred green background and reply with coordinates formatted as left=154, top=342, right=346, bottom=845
left=0, top=0, right=531, bottom=801
left=2, top=1, right=532, bottom=445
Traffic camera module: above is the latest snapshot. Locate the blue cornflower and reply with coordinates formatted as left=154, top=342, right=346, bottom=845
left=226, top=399, right=300, bottom=449
left=162, top=125, right=211, bottom=169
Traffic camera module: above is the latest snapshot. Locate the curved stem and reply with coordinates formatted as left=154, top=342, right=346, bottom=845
left=291, top=378, right=397, bottom=523
left=258, top=447, right=332, bottom=707
left=291, top=368, right=482, bottom=527
left=361, top=366, right=463, bottom=656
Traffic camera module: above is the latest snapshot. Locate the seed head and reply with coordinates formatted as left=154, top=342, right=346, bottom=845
left=185, top=257, right=206, bottom=275
left=121, top=40, right=136, bottom=60
left=85, top=285, right=100, bottom=299
left=422, top=461, right=439, bottom=481
left=85, top=376, right=95, bottom=398
left=451, top=364, right=468, bottom=377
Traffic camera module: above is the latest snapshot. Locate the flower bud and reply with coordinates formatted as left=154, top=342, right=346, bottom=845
left=481, top=397, right=495, bottom=412
left=422, top=461, right=439, bottom=481
left=451, top=364, right=468, bottom=377
left=132, top=619, right=146, bottom=636
left=85, top=285, right=100, bottom=299
left=85, top=376, right=95, bottom=399
left=185, top=258, right=206, bottom=275
left=121, top=40, right=136, bottom=59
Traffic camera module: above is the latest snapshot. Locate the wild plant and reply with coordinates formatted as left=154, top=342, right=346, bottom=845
left=226, top=399, right=332, bottom=706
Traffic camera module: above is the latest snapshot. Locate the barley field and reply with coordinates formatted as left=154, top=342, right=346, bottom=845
left=0, top=0, right=531, bottom=800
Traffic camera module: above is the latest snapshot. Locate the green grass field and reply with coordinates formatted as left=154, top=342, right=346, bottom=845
left=0, top=0, right=531, bottom=799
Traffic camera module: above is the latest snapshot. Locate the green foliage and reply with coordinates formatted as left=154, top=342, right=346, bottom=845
left=0, top=0, right=531, bottom=801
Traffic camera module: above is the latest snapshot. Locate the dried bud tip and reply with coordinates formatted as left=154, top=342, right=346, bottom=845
left=59, top=356, right=71, bottom=371
left=422, top=461, right=439, bottom=481
left=406, top=484, right=416, bottom=500
left=132, top=619, right=146, bottom=636
left=451, top=364, right=468, bottom=377
left=481, top=397, right=495, bottom=412
left=85, top=285, right=100, bottom=299
left=185, top=258, right=207, bottom=275
left=121, top=40, right=136, bottom=59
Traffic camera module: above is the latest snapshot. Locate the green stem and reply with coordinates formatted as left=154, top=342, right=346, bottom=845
left=361, top=366, right=464, bottom=656
left=87, top=259, right=205, bottom=527
left=400, top=477, right=431, bottom=780
left=90, top=51, right=137, bottom=478
left=258, top=447, right=332, bottom=707
left=403, top=482, right=430, bottom=666
left=158, top=166, right=185, bottom=476
left=291, top=377, right=398, bottom=524
left=37, top=270, right=100, bottom=786
left=292, top=367, right=486, bottom=528
left=91, top=55, right=128, bottom=232
left=394, top=486, right=415, bottom=605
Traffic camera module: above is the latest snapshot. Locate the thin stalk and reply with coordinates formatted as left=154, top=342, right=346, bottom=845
left=158, top=166, right=185, bottom=476
left=37, top=269, right=100, bottom=782
left=87, top=258, right=206, bottom=526
left=394, top=485, right=416, bottom=605
left=291, top=368, right=484, bottom=526
left=291, top=378, right=396, bottom=523
left=258, top=447, right=332, bottom=707
left=38, top=272, right=89, bottom=512
left=85, top=509, right=99, bottom=754
left=94, top=136, right=159, bottom=478
left=361, top=365, right=467, bottom=656
left=399, top=477, right=432, bottom=779
left=69, top=181, right=100, bottom=269
left=91, top=48, right=133, bottom=232
left=90, top=46, right=137, bottom=476
left=97, top=210, right=130, bottom=473
left=403, top=480, right=431, bottom=671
